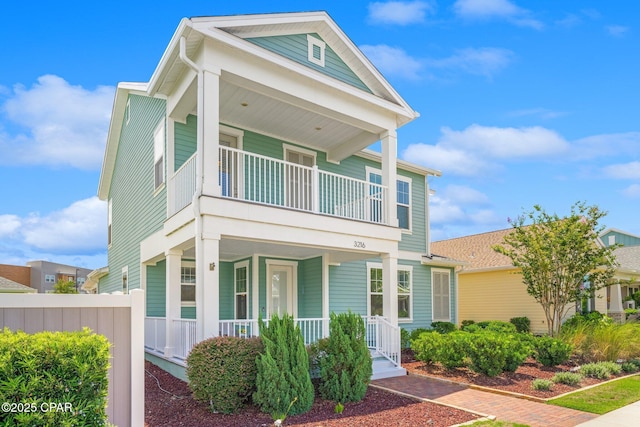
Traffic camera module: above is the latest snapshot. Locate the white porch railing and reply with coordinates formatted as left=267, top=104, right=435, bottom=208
left=169, top=153, right=197, bottom=216
left=146, top=316, right=400, bottom=368
left=172, top=318, right=197, bottom=360
left=144, top=316, right=166, bottom=354
left=363, top=315, right=401, bottom=366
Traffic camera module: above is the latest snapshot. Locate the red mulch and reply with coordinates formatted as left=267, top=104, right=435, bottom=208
left=144, top=361, right=480, bottom=427
left=402, top=349, right=626, bottom=399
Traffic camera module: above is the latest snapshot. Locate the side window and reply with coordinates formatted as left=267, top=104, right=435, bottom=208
left=432, top=269, right=451, bottom=321
left=234, top=261, right=249, bottom=320
left=181, top=264, right=196, bottom=306
left=122, top=266, right=129, bottom=294
left=153, top=120, right=165, bottom=190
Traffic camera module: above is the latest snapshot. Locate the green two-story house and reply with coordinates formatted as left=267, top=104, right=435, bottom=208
left=97, top=11, right=459, bottom=379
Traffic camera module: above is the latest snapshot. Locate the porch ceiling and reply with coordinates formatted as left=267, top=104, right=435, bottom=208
left=183, top=237, right=378, bottom=264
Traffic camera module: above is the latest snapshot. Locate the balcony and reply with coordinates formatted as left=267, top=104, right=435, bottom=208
left=169, top=147, right=388, bottom=225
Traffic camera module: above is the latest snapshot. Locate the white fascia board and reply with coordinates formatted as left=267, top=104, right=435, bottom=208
left=190, top=11, right=329, bottom=28
left=98, top=82, right=149, bottom=200
left=193, top=24, right=417, bottom=123
left=147, top=18, right=193, bottom=96
left=421, top=256, right=468, bottom=268
left=356, top=149, right=442, bottom=177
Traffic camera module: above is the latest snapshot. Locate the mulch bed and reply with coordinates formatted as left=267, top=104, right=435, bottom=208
left=402, top=349, right=627, bottom=399
left=144, top=361, right=480, bottom=426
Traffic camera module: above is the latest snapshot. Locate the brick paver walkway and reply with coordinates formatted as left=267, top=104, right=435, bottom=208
left=372, top=374, right=599, bottom=427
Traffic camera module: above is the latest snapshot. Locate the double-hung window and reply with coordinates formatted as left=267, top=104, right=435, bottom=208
left=234, top=261, right=249, bottom=320
left=181, top=263, right=196, bottom=307
left=367, top=263, right=413, bottom=321
left=153, top=120, right=165, bottom=191
left=366, top=168, right=411, bottom=229
left=432, top=269, right=451, bottom=321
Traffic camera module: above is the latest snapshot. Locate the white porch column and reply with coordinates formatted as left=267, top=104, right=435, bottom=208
left=381, top=130, right=398, bottom=227
left=201, top=68, right=221, bottom=197
left=382, top=253, right=398, bottom=325
left=322, top=254, right=330, bottom=338
left=196, top=234, right=220, bottom=340
left=164, top=249, right=183, bottom=358
left=609, top=281, right=625, bottom=323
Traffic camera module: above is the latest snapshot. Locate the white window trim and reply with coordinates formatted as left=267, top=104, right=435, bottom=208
left=45, top=274, right=56, bottom=284
left=122, top=266, right=129, bottom=295
left=153, top=119, right=165, bottom=193
left=234, top=260, right=250, bottom=320
left=220, top=124, right=245, bottom=149
left=431, top=268, right=451, bottom=322
left=365, top=166, right=412, bottom=232
left=282, top=143, right=317, bottom=164
left=181, top=261, right=196, bottom=307
left=366, top=262, right=413, bottom=322
left=307, top=34, right=326, bottom=67
left=265, top=259, right=298, bottom=318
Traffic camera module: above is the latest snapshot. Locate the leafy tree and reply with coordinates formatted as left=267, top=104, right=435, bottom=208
left=493, top=202, right=617, bottom=336
left=53, top=279, right=79, bottom=294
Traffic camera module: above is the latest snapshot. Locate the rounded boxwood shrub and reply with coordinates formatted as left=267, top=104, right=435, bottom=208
left=437, top=331, right=470, bottom=369
left=510, top=317, right=531, bottom=333
left=466, top=332, right=508, bottom=377
left=186, top=336, right=263, bottom=414
left=534, top=336, right=573, bottom=367
left=411, top=330, right=442, bottom=365
left=476, top=320, right=517, bottom=334
left=409, top=327, right=431, bottom=342
left=431, top=321, right=457, bottom=334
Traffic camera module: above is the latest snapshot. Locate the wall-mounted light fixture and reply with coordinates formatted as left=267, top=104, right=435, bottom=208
left=209, top=262, right=216, bottom=271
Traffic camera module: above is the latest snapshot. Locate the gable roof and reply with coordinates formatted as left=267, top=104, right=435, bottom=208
left=0, top=276, right=37, bottom=293
left=431, top=228, right=515, bottom=272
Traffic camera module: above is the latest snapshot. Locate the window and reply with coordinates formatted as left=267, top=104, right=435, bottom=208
left=45, top=274, right=56, bottom=284
left=367, top=168, right=411, bottom=229
left=77, top=277, right=86, bottom=286
left=122, top=266, right=129, bottom=294
left=307, top=34, right=326, bottom=67
left=153, top=120, right=165, bottom=190
left=181, top=264, right=196, bottom=306
left=235, top=261, right=249, bottom=320
left=367, top=263, right=412, bottom=320
left=432, top=269, right=451, bottom=321
left=107, top=199, right=112, bottom=246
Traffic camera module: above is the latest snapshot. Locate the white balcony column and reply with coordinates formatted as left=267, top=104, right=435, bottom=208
left=321, top=254, right=330, bottom=338
left=382, top=253, right=398, bottom=326
left=164, top=249, right=183, bottom=358
left=609, top=281, right=625, bottom=323
left=381, top=130, right=398, bottom=227
left=312, top=165, right=320, bottom=213
left=196, top=231, right=220, bottom=341
left=200, top=67, right=221, bottom=197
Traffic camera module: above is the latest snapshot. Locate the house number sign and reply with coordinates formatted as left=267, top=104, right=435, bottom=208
left=353, top=240, right=366, bottom=248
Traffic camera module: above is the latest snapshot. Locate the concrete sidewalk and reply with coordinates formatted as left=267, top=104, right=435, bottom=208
left=575, top=400, right=640, bottom=427
left=371, top=374, right=598, bottom=427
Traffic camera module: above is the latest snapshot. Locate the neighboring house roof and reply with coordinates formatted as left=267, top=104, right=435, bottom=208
left=613, top=246, right=640, bottom=274
left=0, top=276, right=37, bottom=293
left=431, top=228, right=515, bottom=273
left=83, top=266, right=109, bottom=293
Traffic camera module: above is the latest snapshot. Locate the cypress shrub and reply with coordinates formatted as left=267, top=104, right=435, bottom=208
left=186, top=336, right=263, bottom=414
left=253, top=314, right=314, bottom=417
left=0, top=328, right=110, bottom=426
left=319, top=311, right=372, bottom=403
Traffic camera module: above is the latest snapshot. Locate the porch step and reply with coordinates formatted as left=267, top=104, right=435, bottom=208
left=370, top=352, right=406, bottom=380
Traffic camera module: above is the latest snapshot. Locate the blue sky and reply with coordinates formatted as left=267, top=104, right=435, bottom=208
left=0, top=0, right=638, bottom=269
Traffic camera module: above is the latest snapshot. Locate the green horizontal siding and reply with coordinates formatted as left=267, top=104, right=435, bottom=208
left=174, top=115, right=197, bottom=171
left=299, top=257, right=322, bottom=319
left=246, top=33, right=371, bottom=93
left=146, top=261, right=166, bottom=317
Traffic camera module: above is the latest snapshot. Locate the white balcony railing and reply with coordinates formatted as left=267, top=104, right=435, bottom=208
left=144, top=316, right=166, bottom=354
left=168, top=147, right=388, bottom=224
left=219, top=318, right=325, bottom=346
left=172, top=318, right=197, bottom=360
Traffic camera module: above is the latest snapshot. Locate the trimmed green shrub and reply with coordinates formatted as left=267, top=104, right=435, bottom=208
left=466, top=332, right=530, bottom=376
left=476, top=321, right=517, bottom=334
left=437, top=331, right=469, bottom=369
left=0, top=328, right=110, bottom=426
left=411, top=330, right=443, bottom=365
left=531, top=379, right=554, bottom=391
left=307, top=337, right=330, bottom=379
left=534, top=336, right=573, bottom=367
left=552, top=372, right=583, bottom=386
left=409, top=328, right=431, bottom=342
left=319, top=311, right=372, bottom=403
left=186, top=336, right=263, bottom=414
left=562, top=311, right=612, bottom=331
left=510, top=317, right=531, bottom=333
left=253, top=314, right=314, bottom=416
left=461, top=323, right=482, bottom=333
left=460, top=319, right=476, bottom=329
left=431, top=321, right=456, bottom=334
left=400, top=328, right=410, bottom=349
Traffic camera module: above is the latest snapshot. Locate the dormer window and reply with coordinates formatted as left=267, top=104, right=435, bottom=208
left=307, top=35, right=325, bottom=67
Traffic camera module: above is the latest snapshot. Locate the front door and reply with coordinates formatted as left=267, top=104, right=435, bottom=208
left=267, top=263, right=296, bottom=317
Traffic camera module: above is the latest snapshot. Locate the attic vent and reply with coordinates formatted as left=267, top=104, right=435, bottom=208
left=307, top=34, right=325, bottom=67
left=608, top=235, right=616, bottom=245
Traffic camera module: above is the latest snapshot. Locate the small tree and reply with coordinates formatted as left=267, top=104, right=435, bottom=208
left=493, top=202, right=617, bottom=336
left=53, top=279, right=78, bottom=294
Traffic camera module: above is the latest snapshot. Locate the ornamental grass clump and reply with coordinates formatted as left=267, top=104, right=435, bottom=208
left=186, top=336, right=263, bottom=414
left=253, top=314, right=314, bottom=416
left=319, top=311, right=372, bottom=403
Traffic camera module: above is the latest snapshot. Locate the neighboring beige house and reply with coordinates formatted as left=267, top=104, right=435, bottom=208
left=432, top=227, right=640, bottom=333
left=0, top=276, right=37, bottom=293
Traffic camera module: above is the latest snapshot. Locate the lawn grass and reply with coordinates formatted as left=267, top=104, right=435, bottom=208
left=548, top=375, right=640, bottom=414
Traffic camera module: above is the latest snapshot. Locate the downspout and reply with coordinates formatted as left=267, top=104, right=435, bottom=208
left=179, top=33, right=206, bottom=340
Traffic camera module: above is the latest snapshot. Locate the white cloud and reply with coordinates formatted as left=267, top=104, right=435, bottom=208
left=425, top=47, right=514, bottom=79
left=403, top=143, right=492, bottom=176
left=360, top=44, right=423, bottom=80
left=0, top=215, right=21, bottom=237
left=571, top=132, right=640, bottom=160
left=429, top=191, right=500, bottom=228
left=17, top=197, right=107, bottom=255
left=508, top=107, right=568, bottom=120
left=441, top=185, right=490, bottom=205
left=606, top=25, right=629, bottom=37
left=368, top=1, right=435, bottom=25
left=602, top=161, right=640, bottom=179
left=621, top=184, right=640, bottom=198
left=453, top=0, right=543, bottom=29
left=0, top=75, right=114, bottom=170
